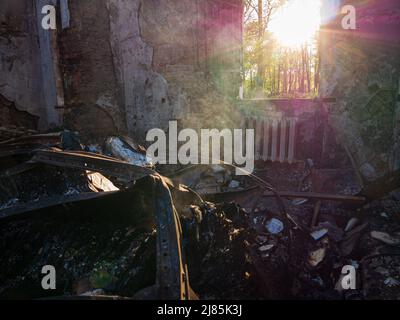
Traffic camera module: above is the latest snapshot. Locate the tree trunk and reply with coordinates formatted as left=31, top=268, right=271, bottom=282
left=300, top=46, right=305, bottom=93
left=306, top=47, right=311, bottom=93
left=257, top=0, right=265, bottom=87
left=277, top=62, right=281, bottom=94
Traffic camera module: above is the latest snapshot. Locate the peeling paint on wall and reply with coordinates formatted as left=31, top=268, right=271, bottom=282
left=107, top=0, right=173, bottom=138
left=1, top=0, right=243, bottom=141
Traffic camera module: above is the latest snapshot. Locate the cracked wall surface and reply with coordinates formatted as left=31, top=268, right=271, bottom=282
left=0, top=0, right=42, bottom=126
left=57, top=0, right=122, bottom=141
left=1, top=0, right=243, bottom=142
left=57, top=0, right=242, bottom=142
left=106, top=0, right=173, bottom=139
left=1, top=0, right=65, bottom=130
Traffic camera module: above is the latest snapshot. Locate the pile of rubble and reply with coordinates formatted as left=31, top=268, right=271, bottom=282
left=0, top=128, right=399, bottom=300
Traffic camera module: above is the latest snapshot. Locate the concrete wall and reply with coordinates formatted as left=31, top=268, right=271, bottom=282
left=0, top=0, right=66, bottom=130
left=0, top=1, right=42, bottom=127
left=320, top=0, right=400, bottom=182
left=0, top=0, right=243, bottom=142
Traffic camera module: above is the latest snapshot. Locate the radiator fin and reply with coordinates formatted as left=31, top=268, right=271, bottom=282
left=245, top=117, right=297, bottom=163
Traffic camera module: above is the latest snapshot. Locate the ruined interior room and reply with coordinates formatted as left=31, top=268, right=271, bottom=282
left=0, top=0, right=400, bottom=301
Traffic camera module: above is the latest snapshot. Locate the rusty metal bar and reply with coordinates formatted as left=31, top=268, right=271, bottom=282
left=152, top=175, right=193, bottom=300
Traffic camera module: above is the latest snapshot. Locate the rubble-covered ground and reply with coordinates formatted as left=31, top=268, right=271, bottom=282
left=0, top=132, right=399, bottom=300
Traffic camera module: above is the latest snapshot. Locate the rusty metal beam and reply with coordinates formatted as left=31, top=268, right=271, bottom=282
left=0, top=174, right=195, bottom=300
left=0, top=132, right=61, bottom=146
left=151, top=175, right=194, bottom=300
left=31, top=149, right=155, bottom=183
left=0, top=192, right=117, bottom=222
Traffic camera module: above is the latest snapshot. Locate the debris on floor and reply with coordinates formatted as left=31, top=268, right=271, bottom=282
left=0, top=128, right=399, bottom=300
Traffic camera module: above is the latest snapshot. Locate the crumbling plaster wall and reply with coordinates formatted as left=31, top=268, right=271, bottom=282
left=138, top=0, right=244, bottom=133
left=0, top=0, right=42, bottom=128
left=106, top=0, right=175, bottom=139
left=320, top=0, right=400, bottom=182
left=60, top=0, right=243, bottom=143
left=60, top=0, right=181, bottom=140
left=1, top=0, right=243, bottom=141
left=1, top=0, right=65, bottom=130
left=59, top=0, right=123, bottom=141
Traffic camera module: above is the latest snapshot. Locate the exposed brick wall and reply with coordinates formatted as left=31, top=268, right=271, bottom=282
left=58, top=0, right=122, bottom=139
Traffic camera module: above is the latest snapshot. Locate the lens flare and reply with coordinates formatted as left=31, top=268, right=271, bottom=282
left=270, top=0, right=322, bottom=48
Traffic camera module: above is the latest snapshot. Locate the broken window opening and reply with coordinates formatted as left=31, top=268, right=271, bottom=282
left=242, top=0, right=322, bottom=99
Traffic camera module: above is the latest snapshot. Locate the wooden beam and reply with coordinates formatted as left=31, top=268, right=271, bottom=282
left=263, top=191, right=365, bottom=204
left=242, top=97, right=336, bottom=104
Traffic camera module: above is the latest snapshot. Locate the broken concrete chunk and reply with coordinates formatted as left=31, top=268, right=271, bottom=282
left=87, top=171, right=119, bottom=192
left=344, top=218, right=359, bottom=232
left=258, top=244, right=274, bottom=253
left=228, top=180, right=240, bottom=189
left=265, top=218, right=284, bottom=234
left=370, top=231, right=400, bottom=246
left=384, top=277, right=400, bottom=287
left=104, top=137, right=152, bottom=167
left=308, top=248, right=326, bottom=267
left=310, top=228, right=328, bottom=241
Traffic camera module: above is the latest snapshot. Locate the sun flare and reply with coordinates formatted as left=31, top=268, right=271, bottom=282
left=270, top=0, right=322, bottom=48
